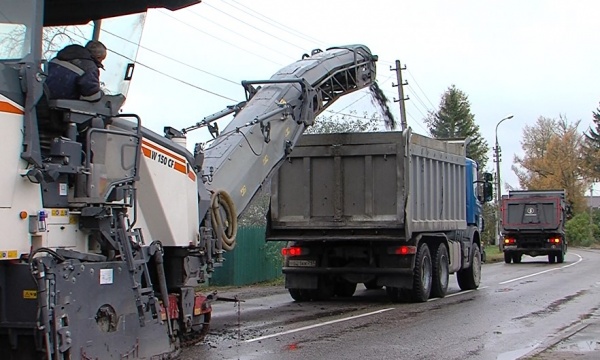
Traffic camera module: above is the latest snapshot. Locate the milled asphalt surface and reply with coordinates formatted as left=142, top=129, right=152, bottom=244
left=485, top=249, right=600, bottom=359
left=522, top=306, right=600, bottom=359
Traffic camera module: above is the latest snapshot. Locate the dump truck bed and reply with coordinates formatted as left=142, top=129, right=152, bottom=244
left=502, top=190, right=566, bottom=232
left=268, top=130, right=468, bottom=241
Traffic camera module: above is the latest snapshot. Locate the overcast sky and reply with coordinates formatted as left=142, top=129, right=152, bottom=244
left=116, top=0, right=600, bottom=193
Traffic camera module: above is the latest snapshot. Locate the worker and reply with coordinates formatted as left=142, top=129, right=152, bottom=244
left=45, top=40, right=107, bottom=101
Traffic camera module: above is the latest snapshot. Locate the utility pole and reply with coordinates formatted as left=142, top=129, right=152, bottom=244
left=391, top=60, right=409, bottom=131
left=590, top=185, right=594, bottom=242
left=493, top=115, right=514, bottom=246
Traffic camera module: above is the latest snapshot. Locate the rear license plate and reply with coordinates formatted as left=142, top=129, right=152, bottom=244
left=288, top=259, right=317, bottom=267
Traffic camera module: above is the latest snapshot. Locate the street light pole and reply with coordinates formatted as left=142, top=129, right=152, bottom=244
left=493, top=114, right=514, bottom=246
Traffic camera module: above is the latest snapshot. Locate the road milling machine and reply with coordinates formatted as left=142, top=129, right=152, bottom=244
left=0, top=0, right=379, bottom=358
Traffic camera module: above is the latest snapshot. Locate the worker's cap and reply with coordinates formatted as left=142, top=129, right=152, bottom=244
left=85, top=40, right=107, bottom=69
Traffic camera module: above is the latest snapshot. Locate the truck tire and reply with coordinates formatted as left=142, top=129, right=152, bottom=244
left=334, top=280, right=357, bottom=297
left=314, top=277, right=335, bottom=301
left=512, top=253, right=522, bottom=263
left=411, top=243, right=432, bottom=302
left=431, top=243, right=449, bottom=298
left=364, top=279, right=382, bottom=290
left=386, top=286, right=410, bottom=303
left=548, top=254, right=556, bottom=264
left=457, top=243, right=481, bottom=291
left=504, top=252, right=512, bottom=264
left=557, top=251, right=565, bottom=263
left=288, top=288, right=312, bottom=302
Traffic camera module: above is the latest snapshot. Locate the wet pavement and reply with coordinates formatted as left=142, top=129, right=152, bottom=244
left=522, top=307, right=600, bottom=359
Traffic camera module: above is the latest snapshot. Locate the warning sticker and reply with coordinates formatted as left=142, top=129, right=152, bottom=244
left=100, top=269, right=114, bottom=285
left=23, top=290, right=37, bottom=299
left=0, top=250, right=18, bottom=259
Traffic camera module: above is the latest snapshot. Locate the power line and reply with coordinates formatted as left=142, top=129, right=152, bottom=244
left=63, top=28, right=238, bottom=101
left=405, top=108, right=430, bottom=134
left=156, top=9, right=284, bottom=66
left=379, top=59, right=437, bottom=111
left=221, top=0, right=325, bottom=46
left=185, top=7, right=298, bottom=63
left=406, top=68, right=436, bottom=109
left=129, top=59, right=238, bottom=101
left=97, top=26, right=240, bottom=86
left=200, top=1, right=306, bottom=51
left=406, top=83, right=433, bottom=114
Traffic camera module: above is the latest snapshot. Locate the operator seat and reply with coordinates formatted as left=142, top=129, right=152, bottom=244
left=47, top=94, right=125, bottom=127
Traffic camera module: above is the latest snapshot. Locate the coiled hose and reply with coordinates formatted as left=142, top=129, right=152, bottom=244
left=210, top=189, right=238, bottom=251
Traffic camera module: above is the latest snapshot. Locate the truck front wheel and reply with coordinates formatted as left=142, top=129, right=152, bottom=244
left=457, top=243, right=481, bottom=291
left=411, top=243, right=432, bottom=302
left=431, top=243, right=449, bottom=298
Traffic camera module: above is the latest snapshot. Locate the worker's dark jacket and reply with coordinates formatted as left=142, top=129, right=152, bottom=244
left=45, top=45, right=103, bottom=101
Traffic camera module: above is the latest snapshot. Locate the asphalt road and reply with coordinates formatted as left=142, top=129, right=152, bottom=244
left=182, top=248, right=600, bottom=360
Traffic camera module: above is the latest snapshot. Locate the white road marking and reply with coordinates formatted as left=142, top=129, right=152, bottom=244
left=244, top=308, right=394, bottom=343
left=498, top=253, right=583, bottom=285
left=427, top=286, right=490, bottom=302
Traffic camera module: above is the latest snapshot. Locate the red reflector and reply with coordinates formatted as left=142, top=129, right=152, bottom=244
left=282, top=247, right=303, bottom=257
left=394, top=246, right=416, bottom=255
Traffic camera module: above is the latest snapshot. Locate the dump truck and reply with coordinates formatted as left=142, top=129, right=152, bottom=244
left=266, top=130, right=493, bottom=303
left=501, top=190, right=568, bottom=264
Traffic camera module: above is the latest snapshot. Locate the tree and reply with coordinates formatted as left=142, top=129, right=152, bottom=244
left=481, top=202, right=497, bottom=246
left=424, top=85, right=489, bottom=168
left=582, top=102, right=600, bottom=180
left=565, top=212, right=600, bottom=246
left=512, top=115, right=588, bottom=213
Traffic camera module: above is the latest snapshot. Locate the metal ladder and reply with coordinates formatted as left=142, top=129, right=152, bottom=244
left=116, top=212, right=159, bottom=327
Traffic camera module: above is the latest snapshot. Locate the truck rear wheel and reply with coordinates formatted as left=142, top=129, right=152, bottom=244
left=314, top=277, right=335, bottom=301
left=431, top=243, right=449, bottom=298
left=334, top=280, right=357, bottom=298
left=557, top=251, right=565, bottom=263
left=504, top=252, right=512, bottom=264
left=288, top=288, right=312, bottom=302
left=548, top=254, right=556, bottom=264
left=411, top=243, right=432, bottom=302
left=512, top=253, right=522, bottom=263
left=386, top=286, right=410, bottom=303
left=364, top=279, right=382, bottom=290
left=457, top=243, right=481, bottom=291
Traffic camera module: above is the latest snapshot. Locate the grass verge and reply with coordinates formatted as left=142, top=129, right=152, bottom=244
left=484, top=244, right=504, bottom=263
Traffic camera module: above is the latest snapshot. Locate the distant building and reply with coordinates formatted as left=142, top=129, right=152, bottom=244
left=586, top=195, right=600, bottom=209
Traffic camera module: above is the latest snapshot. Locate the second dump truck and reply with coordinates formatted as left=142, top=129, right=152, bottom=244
left=501, top=190, right=568, bottom=264
left=266, top=130, right=493, bottom=302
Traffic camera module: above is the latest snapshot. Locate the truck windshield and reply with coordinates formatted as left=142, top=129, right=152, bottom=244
left=0, top=0, right=34, bottom=60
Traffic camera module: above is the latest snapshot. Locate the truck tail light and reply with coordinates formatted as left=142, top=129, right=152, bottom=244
left=548, top=237, right=561, bottom=244
left=390, top=246, right=417, bottom=255
left=281, top=247, right=307, bottom=257
left=504, top=237, right=516, bottom=245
